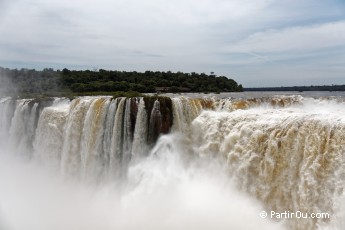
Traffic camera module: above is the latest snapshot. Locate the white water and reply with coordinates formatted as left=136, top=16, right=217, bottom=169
left=192, top=106, right=345, bottom=230
left=1, top=94, right=345, bottom=230
left=0, top=134, right=284, bottom=230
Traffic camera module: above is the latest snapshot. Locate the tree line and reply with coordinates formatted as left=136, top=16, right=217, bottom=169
left=0, top=67, right=243, bottom=97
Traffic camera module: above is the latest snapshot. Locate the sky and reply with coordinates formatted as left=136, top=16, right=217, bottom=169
left=0, top=0, right=344, bottom=87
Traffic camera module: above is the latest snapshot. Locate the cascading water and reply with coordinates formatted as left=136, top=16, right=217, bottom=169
left=148, top=100, right=162, bottom=145
left=192, top=103, right=345, bottom=230
left=0, top=93, right=345, bottom=230
left=0, top=98, right=15, bottom=146
left=33, top=98, right=69, bottom=167
left=131, top=97, right=148, bottom=157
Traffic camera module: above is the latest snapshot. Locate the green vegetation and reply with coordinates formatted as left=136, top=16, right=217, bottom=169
left=0, top=67, right=243, bottom=97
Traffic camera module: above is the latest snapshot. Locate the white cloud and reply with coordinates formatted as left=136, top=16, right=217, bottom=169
left=226, top=21, right=345, bottom=54
left=0, top=0, right=274, bottom=68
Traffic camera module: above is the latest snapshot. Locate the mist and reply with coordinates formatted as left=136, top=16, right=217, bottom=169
left=0, top=68, right=17, bottom=97
left=0, top=133, right=284, bottom=230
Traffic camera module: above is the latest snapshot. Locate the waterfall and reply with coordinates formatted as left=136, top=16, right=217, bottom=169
left=33, top=101, right=69, bottom=167
left=102, top=99, right=118, bottom=171
left=171, top=97, right=213, bottom=132
left=8, top=100, right=39, bottom=156
left=121, top=98, right=134, bottom=175
left=132, top=97, right=148, bottom=158
left=191, top=106, right=345, bottom=230
left=60, top=98, right=92, bottom=177
left=1, top=94, right=345, bottom=230
left=79, top=97, right=110, bottom=181
left=109, top=97, right=126, bottom=178
left=148, top=100, right=162, bottom=145
left=0, top=97, right=15, bottom=146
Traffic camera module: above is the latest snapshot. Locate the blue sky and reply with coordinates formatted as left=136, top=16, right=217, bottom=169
left=0, top=0, right=344, bottom=87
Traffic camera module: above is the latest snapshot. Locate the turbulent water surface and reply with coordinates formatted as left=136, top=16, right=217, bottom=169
left=1, top=92, right=345, bottom=230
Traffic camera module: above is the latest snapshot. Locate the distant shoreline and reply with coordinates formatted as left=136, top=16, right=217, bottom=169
left=244, top=85, right=345, bottom=92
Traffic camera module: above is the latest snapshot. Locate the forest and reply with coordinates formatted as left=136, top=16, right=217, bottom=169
left=0, top=67, right=243, bottom=97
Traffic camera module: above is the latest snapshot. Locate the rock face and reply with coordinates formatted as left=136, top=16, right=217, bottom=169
left=143, top=96, right=173, bottom=145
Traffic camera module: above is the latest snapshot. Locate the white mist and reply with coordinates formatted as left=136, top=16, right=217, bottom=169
left=0, top=133, right=284, bottom=230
